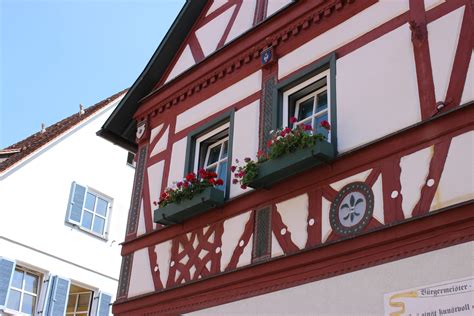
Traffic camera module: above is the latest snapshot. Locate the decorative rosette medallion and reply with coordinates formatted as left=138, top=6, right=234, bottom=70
left=330, top=182, right=374, bottom=236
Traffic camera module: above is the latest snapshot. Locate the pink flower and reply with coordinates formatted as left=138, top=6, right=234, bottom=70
left=216, top=179, right=224, bottom=186
left=232, top=179, right=238, bottom=184
left=153, top=201, right=158, bottom=206
left=320, top=120, right=331, bottom=131
left=289, top=117, right=298, bottom=124
left=304, top=124, right=312, bottom=131
left=244, top=157, right=251, bottom=163
left=240, top=184, right=247, bottom=190
left=231, top=165, right=236, bottom=172
left=283, top=127, right=291, bottom=134
left=177, top=181, right=183, bottom=188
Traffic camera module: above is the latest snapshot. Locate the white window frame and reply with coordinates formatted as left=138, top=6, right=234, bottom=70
left=282, top=69, right=331, bottom=141
left=66, top=290, right=92, bottom=316
left=67, top=183, right=113, bottom=239
left=6, top=267, right=41, bottom=316
left=193, top=122, right=230, bottom=173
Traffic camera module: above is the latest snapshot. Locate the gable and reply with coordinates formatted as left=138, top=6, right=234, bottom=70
left=161, top=0, right=293, bottom=85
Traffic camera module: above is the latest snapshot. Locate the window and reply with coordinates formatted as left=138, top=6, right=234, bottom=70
left=126, top=151, right=136, bottom=168
left=66, top=285, right=92, bottom=316
left=273, top=53, right=336, bottom=147
left=290, top=76, right=330, bottom=139
left=67, top=183, right=112, bottom=238
left=6, top=267, right=41, bottom=315
left=194, top=123, right=229, bottom=191
left=185, top=112, right=234, bottom=198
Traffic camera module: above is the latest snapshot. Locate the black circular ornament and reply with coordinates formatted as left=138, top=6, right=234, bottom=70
left=330, top=182, right=374, bottom=236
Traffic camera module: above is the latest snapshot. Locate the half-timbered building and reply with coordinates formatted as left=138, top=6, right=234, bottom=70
left=99, top=0, right=473, bottom=314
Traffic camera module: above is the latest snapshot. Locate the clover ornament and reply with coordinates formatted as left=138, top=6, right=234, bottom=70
left=330, top=182, right=374, bottom=236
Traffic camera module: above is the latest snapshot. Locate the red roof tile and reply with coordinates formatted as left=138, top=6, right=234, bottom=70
left=0, top=89, right=128, bottom=173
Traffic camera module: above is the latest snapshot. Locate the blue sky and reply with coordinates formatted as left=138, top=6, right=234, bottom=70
left=0, top=0, right=185, bottom=148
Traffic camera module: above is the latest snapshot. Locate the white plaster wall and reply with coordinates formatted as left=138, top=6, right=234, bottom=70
left=149, top=123, right=163, bottom=145
left=0, top=98, right=134, bottom=297
left=321, top=197, right=332, bottom=243
left=230, top=100, right=260, bottom=199
left=189, top=241, right=474, bottom=315
left=330, top=169, right=372, bottom=191
left=150, top=126, right=169, bottom=157
left=206, top=0, right=227, bottom=16
left=337, top=24, right=421, bottom=153
left=221, top=211, right=252, bottom=271
left=196, top=6, right=234, bottom=57
left=155, top=240, right=172, bottom=288
left=225, top=0, right=256, bottom=44
left=428, top=6, right=464, bottom=102
left=127, top=248, right=155, bottom=298
left=0, top=237, right=117, bottom=297
left=176, top=71, right=262, bottom=132
left=266, top=0, right=292, bottom=17
left=400, top=146, right=433, bottom=219
left=372, top=175, right=384, bottom=224
left=165, top=45, right=196, bottom=84
left=278, top=1, right=410, bottom=79
left=430, top=131, right=474, bottom=211
left=148, top=160, right=165, bottom=230
left=275, top=194, right=308, bottom=250
left=167, top=137, right=187, bottom=186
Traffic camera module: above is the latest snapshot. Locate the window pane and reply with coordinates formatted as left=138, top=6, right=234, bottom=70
left=24, top=273, right=38, bottom=293
left=67, top=294, right=77, bottom=312
left=85, top=192, right=96, bottom=211
left=220, top=141, right=228, bottom=159
left=206, top=144, right=221, bottom=165
left=217, top=161, right=227, bottom=189
left=81, top=211, right=93, bottom=230
left=21, top=294, right=35, bottom=315
left=93, top=216, right=105, bottom=235
left=297, top=97, right=314, bottom=121
left=6, top=289, right=21, bottom=311
left=315, top=113, right=329, bottom=139
left=77, top=293, right=91, bottom=312
left=206, top=165, right=217, bottom=174
left=96, top=198, right=108, bottom=216
left=316, top=90, right=328, bottom=112
left=11, top=269, right=23, bottom=289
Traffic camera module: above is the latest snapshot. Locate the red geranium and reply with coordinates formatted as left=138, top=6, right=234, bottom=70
left=320, top=120, right=331, bottom=130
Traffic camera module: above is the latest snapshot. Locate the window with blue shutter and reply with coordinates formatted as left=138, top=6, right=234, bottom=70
left=0, top=257, right=16, bottom=308
left=45, top=276, right=70, bottom=316
left=67, top=182, right=113, bottom=238
left=93, top=292, right=112, bottom=316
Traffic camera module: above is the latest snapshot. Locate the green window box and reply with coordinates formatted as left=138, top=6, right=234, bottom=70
left=248, top=141, right=335, bottom=189
left=154, top=187, right=225, bottom=225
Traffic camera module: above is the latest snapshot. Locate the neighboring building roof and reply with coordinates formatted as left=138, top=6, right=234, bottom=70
left=0, top=89, right=128, bottom=173
left=97, top=0, right=207, bottom=152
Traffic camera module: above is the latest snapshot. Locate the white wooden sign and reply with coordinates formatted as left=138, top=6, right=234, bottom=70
left=384, top=277, right=473, bottom=316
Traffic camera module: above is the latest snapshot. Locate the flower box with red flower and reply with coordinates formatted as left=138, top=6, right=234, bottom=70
left=233, top=119, right=335, bottom=189
left=248, top=140, right=335, bottom=189
left=153, top=170, right=225, bottom=225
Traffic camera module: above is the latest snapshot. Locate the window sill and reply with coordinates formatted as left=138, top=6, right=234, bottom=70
left=248, top=140, right=335, bottom=189
left=66, top=221, right=108, bottom=241
left=154, top=187, right=225, bottom=225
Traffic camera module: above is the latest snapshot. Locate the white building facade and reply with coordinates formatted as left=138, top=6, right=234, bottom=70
left=0, top=91, right=134, bottom=316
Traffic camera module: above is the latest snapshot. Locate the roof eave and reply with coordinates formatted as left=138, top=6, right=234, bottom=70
left=98, top=0, right=208, bottom=150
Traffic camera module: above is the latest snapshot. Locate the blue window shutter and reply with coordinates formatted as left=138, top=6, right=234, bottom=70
left=45, top=276, right=70, bottom=316
left=69, top=182, right=86, bottom=223
left=94, top=292, right=112, bottom=316
left=0, top=258, right=16, bottom=307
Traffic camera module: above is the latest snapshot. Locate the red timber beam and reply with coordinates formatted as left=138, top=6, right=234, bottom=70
left=409, top=0, right=437, bottom=120
left=113, top=202, right=474, bottom=315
